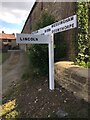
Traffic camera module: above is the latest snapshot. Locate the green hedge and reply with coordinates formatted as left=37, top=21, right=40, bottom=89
left=76, top=2, right=90, bottom=68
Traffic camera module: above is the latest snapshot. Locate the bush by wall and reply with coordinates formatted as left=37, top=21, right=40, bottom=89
left=28, top=12, right=55, bottom=75
left=76, top=2, right=90, bottom=68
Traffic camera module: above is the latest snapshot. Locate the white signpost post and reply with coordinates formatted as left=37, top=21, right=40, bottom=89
left=16, top=15, right=77, bottom=90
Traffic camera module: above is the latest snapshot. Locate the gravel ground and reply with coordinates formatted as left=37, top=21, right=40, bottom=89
left=3, top=76, right=89, bottom=119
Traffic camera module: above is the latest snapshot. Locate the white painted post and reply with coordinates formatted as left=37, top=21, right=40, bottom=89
left=49, top=34, right=54, bottom=90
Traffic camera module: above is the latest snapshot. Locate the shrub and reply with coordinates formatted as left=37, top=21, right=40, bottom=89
left=28, top=12, right=55, bottom=75
left=76, top=2, right=90, bottom=68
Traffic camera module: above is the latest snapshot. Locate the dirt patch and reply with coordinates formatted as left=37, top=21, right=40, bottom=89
left=2, top=51, right=89, bottom=119
left=2, top=76, right=89, bottom=119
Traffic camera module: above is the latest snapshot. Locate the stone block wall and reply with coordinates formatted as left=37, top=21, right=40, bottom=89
left=55, top=61, right=89, bottom=102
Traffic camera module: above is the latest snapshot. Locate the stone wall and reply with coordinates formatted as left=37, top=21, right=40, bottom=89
left=55, top=61, right=89, bottom=102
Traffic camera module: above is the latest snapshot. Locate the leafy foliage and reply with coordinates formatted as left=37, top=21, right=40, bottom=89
left=76, top=2, right=90, bottom=68
left=1, top=99, right=19, bottom=119
left=35, top=12, right=55, bottom=30
left=28, top=12, right=55, bottom=75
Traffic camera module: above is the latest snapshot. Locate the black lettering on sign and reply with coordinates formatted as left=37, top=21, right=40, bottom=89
left=72, top=23, right=74, bottom=27
left=61, top=27, right=64, bottom=30
left=66, top=24, right=70, bottom=29
left=41, top=33, right=44, bottom=35
left=31, top=38, right=33, bottom=41
left=20, top=37, right=22, bottom=41
left=50, top=16, right=75, bottom=29
left=70, top=24, right=72, bottom=27
left=45, top=28, right=51, bottom=33
left=30, top=37, right=38, bottom=41
left=66, top=18, right=70, bottom=23
left=71, top=17, right=74, bottom=21
left=28, top=37, right=30, bottom=41
left=51, top=23, right=75, bottom=34
left=25, top=37, right=28, bottom=40
left=61, top=21, right=63, bottom=24
left=20, top=37, right=38, bottom=41
left=36, top=38, right=38, bottom=41
left=57, top=29, right=59, bottom=32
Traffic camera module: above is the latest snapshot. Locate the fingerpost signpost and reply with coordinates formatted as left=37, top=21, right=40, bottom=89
left=16, top=15, right=77, bottom=90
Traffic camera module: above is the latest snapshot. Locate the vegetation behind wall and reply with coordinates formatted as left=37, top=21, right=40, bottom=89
left=76, top=1, right=90, bottom=68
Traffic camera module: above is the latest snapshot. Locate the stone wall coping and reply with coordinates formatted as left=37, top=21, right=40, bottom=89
left=55, top=61, right=90, bottom=79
